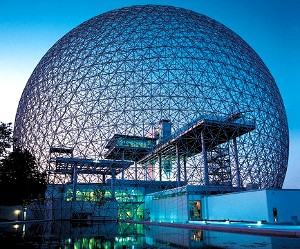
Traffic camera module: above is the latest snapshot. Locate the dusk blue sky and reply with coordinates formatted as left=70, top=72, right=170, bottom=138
left=0, top=0, right=299, bottom=188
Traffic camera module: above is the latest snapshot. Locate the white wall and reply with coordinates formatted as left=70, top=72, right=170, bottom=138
left=202, top=190, right=269, bottom=222
left=266, top=189, right=300, bottom=224
left=203, top=189, right=300, bottom=223
left=146, top=194, right=188, bottom=222
left=146, top=189, right=300, bottom=224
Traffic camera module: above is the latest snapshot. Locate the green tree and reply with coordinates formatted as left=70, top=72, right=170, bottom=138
left=0, top=122, right=47, bottom=206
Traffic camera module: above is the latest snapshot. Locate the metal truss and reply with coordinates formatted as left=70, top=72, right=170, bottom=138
left=14, top=5, right=288, bottom=194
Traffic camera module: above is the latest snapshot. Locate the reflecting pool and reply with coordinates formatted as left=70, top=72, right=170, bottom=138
left=0, top=221, right=299, bottom=249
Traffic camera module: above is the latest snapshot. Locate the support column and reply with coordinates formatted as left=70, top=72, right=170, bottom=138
left=158, top=153, right=162, bottom=182
left=176, top=144, right=181, bottom=187
left=233, top=137, right=241, bottom=188
left=145, top=165, right=147, bottom=181
left=183, top=155, right=187, bottom=183
left=72, top=164, right=77, bottom=201
left=121, top=151, right=125, bottom=180
left=134, top=162, right=137, bottom=181
left=201, top=130, right=209, bottom=186
left=111, top=168, right=116, bottom=199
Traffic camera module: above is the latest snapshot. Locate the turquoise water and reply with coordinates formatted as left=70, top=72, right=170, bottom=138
left=0, top=221, right=299, bottom=248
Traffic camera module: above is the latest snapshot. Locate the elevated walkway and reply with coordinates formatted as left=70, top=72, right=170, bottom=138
left=104, top=114, right=255, bottom=188
left=138, top=115, right=255, bottom=163
left=53, top=157, right=133, bottom=175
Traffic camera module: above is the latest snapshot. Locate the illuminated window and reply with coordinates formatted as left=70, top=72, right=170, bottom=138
left=189, top=201, right=202, bottom=220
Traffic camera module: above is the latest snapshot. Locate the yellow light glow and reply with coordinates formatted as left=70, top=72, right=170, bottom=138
left=14, top=210, right=21, bottom=215
left=13, top=224, right=19, bottom=229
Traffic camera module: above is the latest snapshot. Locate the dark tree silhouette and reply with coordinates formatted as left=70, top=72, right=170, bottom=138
left=0, top=122, right=47, bottom=206
left=0, top=149, right=47, bottom=205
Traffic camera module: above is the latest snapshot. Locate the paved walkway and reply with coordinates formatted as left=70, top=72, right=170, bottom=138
left=121, top=219, right=300, bottom=238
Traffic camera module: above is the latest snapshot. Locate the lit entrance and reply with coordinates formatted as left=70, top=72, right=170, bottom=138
left=190, top=200, right=202, bottom=220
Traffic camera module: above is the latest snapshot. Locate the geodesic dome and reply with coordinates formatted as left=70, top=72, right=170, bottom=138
left=14, top=5, right=288, bottom=189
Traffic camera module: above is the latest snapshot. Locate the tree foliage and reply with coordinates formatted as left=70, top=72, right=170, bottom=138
left=0, top=122, right=47, bottom=206
left=0, top=122, right=13, bottom=158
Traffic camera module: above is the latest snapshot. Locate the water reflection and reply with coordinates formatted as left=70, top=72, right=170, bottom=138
left=0, top=221, right=299, bottom=249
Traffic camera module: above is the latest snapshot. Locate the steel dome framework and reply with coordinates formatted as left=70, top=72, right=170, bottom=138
left=14, top=5, right=288, bottom=197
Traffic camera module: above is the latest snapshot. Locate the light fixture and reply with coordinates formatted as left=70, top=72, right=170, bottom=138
left=14, top=210, right=21, bottom=215
left=13, top=224, right=19, bottom=229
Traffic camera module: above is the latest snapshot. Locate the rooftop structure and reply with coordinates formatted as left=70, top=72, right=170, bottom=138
left=105, top=134, right=157, bottom=161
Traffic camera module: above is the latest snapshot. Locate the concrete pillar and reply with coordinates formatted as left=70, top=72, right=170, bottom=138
left=201, top=130, right=209, bottom=186
left=233, top=137, right=241, bottom=187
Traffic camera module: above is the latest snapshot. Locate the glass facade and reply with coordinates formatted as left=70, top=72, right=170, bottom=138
left=57, top=184, right=145, bottom=220
left=116, top=137, right=155, bottom=149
